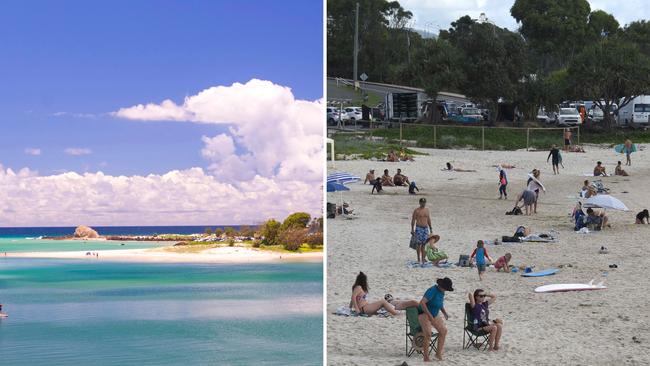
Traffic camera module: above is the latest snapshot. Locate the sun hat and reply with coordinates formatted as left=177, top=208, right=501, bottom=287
left=436, top=277, right=454, bottom=291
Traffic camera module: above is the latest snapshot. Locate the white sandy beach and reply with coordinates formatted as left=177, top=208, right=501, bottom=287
left=9, top=246, right=323, bottom=263
left=327, top=144, right=650, bottom=365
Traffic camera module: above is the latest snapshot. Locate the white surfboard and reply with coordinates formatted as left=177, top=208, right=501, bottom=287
left=535, top=280, right=606, bottom=293
left=527, top=174, right=546, bottom=192
left=0, top=313, right=8, bottom=318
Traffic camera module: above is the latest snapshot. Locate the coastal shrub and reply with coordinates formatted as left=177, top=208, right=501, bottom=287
left=204, top=228, right=213, bottom=235
left=252, top=239, right=262, bottom=248
left=227, top=238, right=235, bottom=247
left=280, top=212, right=311, bottom=231
left=214, top=228, right=224, bottom=237
left=261, top=219, right=281, bottom=245
left=305, top=232, right=323, bottom=249
left=224, top=227, right=236, bottom=237
left=279, top=228, right=309, bottom=251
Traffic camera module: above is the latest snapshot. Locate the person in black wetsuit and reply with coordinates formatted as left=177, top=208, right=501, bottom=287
left=547, top=145, right=561, bottom=175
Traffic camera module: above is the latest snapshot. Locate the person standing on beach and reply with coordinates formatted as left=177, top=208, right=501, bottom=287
left=498, top=167, right=507, bottom=199
left=624, top=138, right=633, bottom=166
left=411, top=198, right=432, bottom=265
left=564, top=129, right=572, bottom=152
left=417, top=277, right=453, bottom=362
left=547, top=145, right=561, bottom=175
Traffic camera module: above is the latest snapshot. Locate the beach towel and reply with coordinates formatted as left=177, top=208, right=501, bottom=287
left=520, top=233, right=558, bottom=243
left=333, top=306, right=390, bottom=317
left=576, top=227, right=591, bottom=234
left=406, top=260, right=453, bottom=269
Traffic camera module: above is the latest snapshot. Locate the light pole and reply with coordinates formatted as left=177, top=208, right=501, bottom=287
left=353, top=2, right=359, bottom=89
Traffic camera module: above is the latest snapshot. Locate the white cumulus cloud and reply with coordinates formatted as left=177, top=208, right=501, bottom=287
left=64, top=148, right=92, bottom=156
left=24, top=148, right=41, bottom=156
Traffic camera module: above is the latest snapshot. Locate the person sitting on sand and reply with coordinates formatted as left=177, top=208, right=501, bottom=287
left=364, top=169, right=376, bottom=184
left=581, top=180, right=597, bottom=198
left=408, top=181, right=419, bottom=195
left=586, top=208, right=610, bottom=230
left=399, top=148, right=415, bottom=162
left=350, top=272, right=417, bottom=316
left=494, top=253, right=512, bottom=272
left=381, top=169, right=395, bottom=186
left=393, top=168, right=410, bottom=186
left=470, top=240, right=493, bottom=281
left=469, top=290, right=504, bottom=351
left=443, top=162, right=477, bottom=172
left=417, top=277, right=453, bottom=361
left=424, top=235, right=448, bottom=265
left=371, top=177, right=383, bottom=194
left=636, top=209, right=649, bottom=224
left=615, top=161, right=629, bottom=176
left=593, top=161, right=607, bottom=176
left=387, top=150, right=399, bottom=162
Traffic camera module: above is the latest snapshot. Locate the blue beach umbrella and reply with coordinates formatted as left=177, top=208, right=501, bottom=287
left=327, top=182, right=350, bottom=192
left=327, top=172, right=360, bottom=185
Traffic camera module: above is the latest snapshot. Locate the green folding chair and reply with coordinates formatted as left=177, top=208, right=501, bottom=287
left=463, top=303, right=489, bottom=350
left=405, top=307, right=438, bottom=357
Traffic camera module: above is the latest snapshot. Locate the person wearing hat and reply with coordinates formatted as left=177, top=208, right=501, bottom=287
left=417, top=277, right=453, bottom=361
left=364, top=169, right=375, bottom=184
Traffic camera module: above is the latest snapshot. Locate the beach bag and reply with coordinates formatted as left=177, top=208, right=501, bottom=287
left=458, top=255, right=470, bottom=267
left=505, top=206, right=522, bottom=215
left=426, top=246, right=448, bottom=262
left=409, top=234, right=418, bottom=250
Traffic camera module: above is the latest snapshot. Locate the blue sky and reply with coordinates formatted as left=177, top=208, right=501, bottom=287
left=0, top=0, right=323, bottom=176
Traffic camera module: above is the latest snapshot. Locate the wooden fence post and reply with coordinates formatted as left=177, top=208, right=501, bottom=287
left=482, top=126, right=485, bottom=150
left=433, top=125, right=437, bottom=148
left=526, top=128, right=530, bottom=151
left=399, top=123, right=403, bottom=146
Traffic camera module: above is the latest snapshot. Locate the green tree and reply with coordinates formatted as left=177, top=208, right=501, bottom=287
left=622, top=20, right=650, bottom=57
left=567, top=38, right=650, bottom=129
left=280, top=212, right=312, bottom=232
left=238, top=225, right=255, bottom=237
left=204, top=228, right=213, bottom=235
left=260, top=219, right=281, bottom=246
left=224, top=227, right=236, bottom=237
left=214, top=228, right=224, bottom=237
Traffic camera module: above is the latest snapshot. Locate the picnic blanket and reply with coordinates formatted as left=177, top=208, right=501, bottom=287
left=333, top=306, right=390, bottom=317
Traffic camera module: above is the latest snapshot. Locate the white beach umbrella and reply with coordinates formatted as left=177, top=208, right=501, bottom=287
left=584, top=194, right=629, bottom=211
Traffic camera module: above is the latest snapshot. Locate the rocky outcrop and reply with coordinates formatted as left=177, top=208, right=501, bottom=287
left=74, top=225, right=99, bottom=239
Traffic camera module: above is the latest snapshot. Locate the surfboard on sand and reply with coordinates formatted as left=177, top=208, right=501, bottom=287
left=521, top=268, right=559, bottom=277
left=535, top=280, right=606, bottom=293
left=615, top=144, right=637, bottom=153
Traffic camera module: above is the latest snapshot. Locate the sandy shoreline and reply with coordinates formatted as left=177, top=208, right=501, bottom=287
left=327, top=144, right=650, bottom=365
left=8, top=246, right=323, bottom=264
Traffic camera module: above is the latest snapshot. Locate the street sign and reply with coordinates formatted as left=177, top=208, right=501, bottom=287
left=360, top=73, right=368, bottom=81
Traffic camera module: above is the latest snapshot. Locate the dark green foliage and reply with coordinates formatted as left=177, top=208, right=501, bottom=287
left=280, top=212, right=311, bottom=232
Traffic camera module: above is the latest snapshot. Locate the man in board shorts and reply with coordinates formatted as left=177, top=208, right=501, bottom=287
left=411, top=198, right=433, bottom=265
left=564, top=129, right=572, bottom=152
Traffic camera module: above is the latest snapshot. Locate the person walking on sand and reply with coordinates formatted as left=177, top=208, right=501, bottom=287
left=417, top=277, right=453, bottom=362
left=411, top=198, right=433, bottom=266
left=498, top=166, right=508, bottom=199
left=469, top=290, right=504, bottom=351
left=624, top=138, right=633, bottom=166
left=547, top=145, right=561, bottom=175
left=564, top=128, right=572, bottom=152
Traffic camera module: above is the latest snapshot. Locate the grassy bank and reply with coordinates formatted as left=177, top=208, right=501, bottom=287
left=164, top=240, right=323, bottom=254
left=331, top=125, right=650, bottom=156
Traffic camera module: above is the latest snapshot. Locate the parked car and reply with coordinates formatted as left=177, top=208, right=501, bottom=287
left=344, top=107, right=362, bottom=121
left=326, top=107, right=342, bottom=125
left=536, top=107, right=551, bottom=124
left=450, top=107, right=483, bottom=123
left=555, top=107, right=582, bottom=126
left=587, top=107, right=604, bottom=124
left=617, top=95, right=650, bottom=127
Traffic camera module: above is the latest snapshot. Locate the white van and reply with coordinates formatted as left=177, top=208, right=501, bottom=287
left=617, top=95, right=650, bottom=126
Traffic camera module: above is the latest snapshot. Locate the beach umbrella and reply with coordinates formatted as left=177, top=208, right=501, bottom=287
left=327, top=172, right=360, bottom=185
left=327, top=182, right=350, bottom=192
left=584, top=194, right=629, bottom=211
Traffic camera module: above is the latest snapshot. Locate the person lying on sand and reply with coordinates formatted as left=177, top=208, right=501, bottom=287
left=371, top=177, right=383, bottom=194
left=364, top=169, right=375, bottom=184
left=581, top=180, right=597, bottom=198
left=336, top=203, right=353, bottom=215
left=350, top=272, right=417, bottom=316
left=387, top=150, right=399, bottom=162
left=494, top=253, right=512, bottom=272
left=381, top=169, right=395, bottom=186
left=393, top=168, right=410, bottom=186
left=418, top=278, right=453, bottom=362
left=593, top=161, right=607, bottom=176
left=615, top=161, right=629, bottom=176
left=569, top=145, right=586, bottom=153
left=443, top=162, right=477, bottom=172
left=424, top=235, right=448, bottom=265
left=469, top=290, right=504, bottom=351
left=586, top=208, right=610, bottom=230
left=399, top=148, right=415, bottom=162
left=636, top=209, right=649, bottom=224
left=492, top=164, right=516, bottom=169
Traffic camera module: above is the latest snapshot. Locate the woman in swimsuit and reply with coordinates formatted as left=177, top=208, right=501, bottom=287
left=350, top=272, right=416, bottom=315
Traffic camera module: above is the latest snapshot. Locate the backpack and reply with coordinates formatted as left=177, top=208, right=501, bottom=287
left=505, top=206, right=523, bottom=215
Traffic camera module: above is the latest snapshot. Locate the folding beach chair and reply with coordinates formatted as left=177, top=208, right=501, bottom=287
left=463, top=303, right=489, bottom=350
left=405, top=307, right=438, bottom=357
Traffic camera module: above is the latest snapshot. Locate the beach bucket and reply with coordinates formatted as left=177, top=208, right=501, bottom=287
left=525, top=267, right=532, bottom=273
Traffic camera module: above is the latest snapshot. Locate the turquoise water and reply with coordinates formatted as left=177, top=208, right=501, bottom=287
left=0, top=238, right=169, bottom=253
left=0, top=259, right=323, bottom=365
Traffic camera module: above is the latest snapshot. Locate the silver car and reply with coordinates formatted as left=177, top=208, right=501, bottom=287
left=555, top=108, right=581, bottom=126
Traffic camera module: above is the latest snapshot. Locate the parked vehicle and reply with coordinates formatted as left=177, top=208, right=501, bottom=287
left=449, top=107, right=483, bottom=123
left=617, top=95, right=650, bottom=127
left=587, top=107, right=604, bottom=124
left=326, top=107, right=342, bottom=125
left=536, top=107, right=551, bottom=124
left=343, top=107, right=362, bottom=121
left=555, top=107, right=582, bottom=126
left=385, top=92, right=426, bottom=122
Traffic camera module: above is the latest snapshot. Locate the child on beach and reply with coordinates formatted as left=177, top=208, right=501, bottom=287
left=494, top=253, right=512, bottom=272
left=371, top=177, right=383, bottom=194
left=469, top=290, right=504, bottom=351
left=498, top=167, right=507, bottom=199
left=636, top=209, right=649, bottom=224
left=425, top=234, right=448, bottom=265
left=470, top=240, right=493, bottom=281
left=408, top=181, right=419, bottom=195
